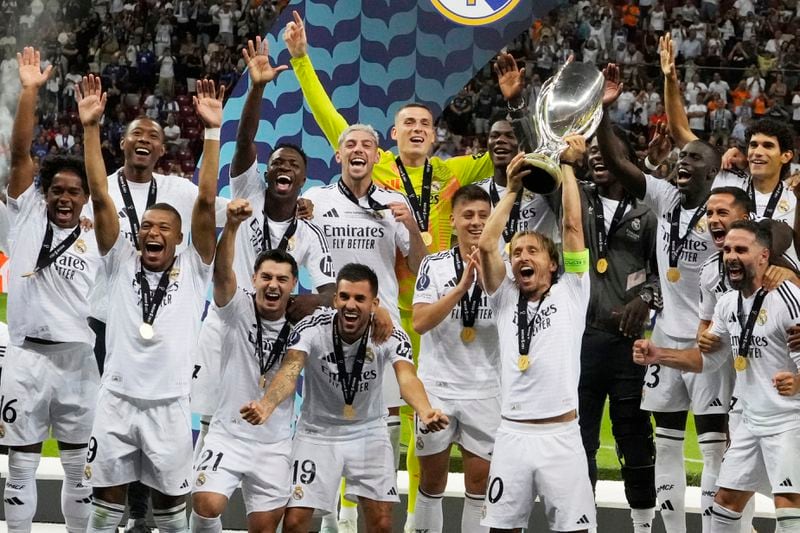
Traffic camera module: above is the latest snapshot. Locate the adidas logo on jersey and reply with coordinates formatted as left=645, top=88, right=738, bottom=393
left=387, top=487, right=397, bottom=496
left=179, top=479, right=189, bottom=489
left=703, top=506, right=713, bottom=516
left=780, top=478, right=794, bottom=487
left=4, top=497, right=24, bottom=505
left=322, top=208, right=340, bottom=218
left=708, top=398, right=723, bottom=407
left=576, top=515, right=590, bottom=525
left=661, top=500, right=675, bottom=511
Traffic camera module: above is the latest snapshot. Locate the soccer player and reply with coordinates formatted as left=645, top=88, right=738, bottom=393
left=411, top=185, right=500, bottom=533
left=478, top=139, right=596, bottom=532
left=284, top=13, right=493, bottom=527
left=190, top=36, right=334, bottom=454
left=634, top=220, right=800, bottom=533
left=190, top=198, right=298, bottom=533
left=1, top=46, right=100, bottom=533
left=599, top=63, right=730, bottom=533
left=241, top=263, right=448, bottom=533
left=77, top=74, right=222, bottom=533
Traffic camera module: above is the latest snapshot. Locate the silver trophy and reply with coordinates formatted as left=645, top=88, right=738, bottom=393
left=521, top=61, right=605, bottom=194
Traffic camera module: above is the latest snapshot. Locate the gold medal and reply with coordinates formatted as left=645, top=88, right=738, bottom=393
left=667, top=267, right=681, bottom=283
left=596, top=258, right=608, bottom=274
left=74, top=239, right=87, bottom=253
left=504, top=242, right=511, bottom=256
left=518, top=354, right=530, bottom=371
left=259, top=375, right=267, bottom=389
left=139, top=323, right=155, bottom=340
left=460, top=326, right=476, bottom=343
left=734, top=355, right=747, bottom=372
left=343, top=404, right=356, bottom=419
left=421, top=231, right=433, bottom=247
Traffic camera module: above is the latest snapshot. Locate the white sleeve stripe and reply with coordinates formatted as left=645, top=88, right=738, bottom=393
left=781, top=252, right=799, bottom=271
left=294, top=313, right=333, bottom=334
left=777, top=284, right=800, bottom=320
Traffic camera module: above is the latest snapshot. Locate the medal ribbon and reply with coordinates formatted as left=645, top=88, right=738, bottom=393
left=717, top=253, right=728, bottom=293
left=138, top=257, right=176, bottom=328
left=262, top=208, right=298, bottom=252
left=488, top=180, right=523, bottom=243
left=747, top=179, right=784, bottom=219
left=593, top=192, right=631, bottom=267
left=395, top=157, right=432, bottom=233
left=668, top=200, right=707, bottom=269
left=28, top=222, right=81, bottom=276
left=516, top=290, right=550, bottom=356
left=337, top=180, right=388, bottom=212
left=736, top=289, right=767, bottom=359
left=331, top=314, right=371, bottom=408
left=452, top=247, right=483, bottom=328
left=117, top=170, right=157, bottom=250
left=253, top=295, right=292, bottom=376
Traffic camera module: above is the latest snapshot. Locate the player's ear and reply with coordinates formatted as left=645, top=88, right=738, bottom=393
left=335, top=149, right=342, bottom=164
left=372, top=296, right=380, bottom=311
left=390, top=126, right=398, bottom=141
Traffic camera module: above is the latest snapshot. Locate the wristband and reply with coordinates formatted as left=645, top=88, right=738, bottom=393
left=562, top=248, right=590, bottom=273
left=644, top=156, right=660, bottom=171
left=507, top=97, right=526, bottom=112
left=204, top=127, right=221, bottom=141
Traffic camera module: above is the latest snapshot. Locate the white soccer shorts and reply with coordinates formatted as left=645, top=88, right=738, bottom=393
left=0, top=341, right=98, bottom=446
left=415, top=392, right=500, bottom=460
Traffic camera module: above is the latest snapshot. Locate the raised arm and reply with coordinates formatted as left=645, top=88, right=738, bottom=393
left=214, top=199, right=253, bottom=307
left=660, top=33, right=696, bottom=148
left=76, top=75, right=118, bottom=254
left=240, top=348, right=306, bottom=425
left=231, top=36, right=288, bottom=177
left=394, top=360, right=448, bottom=432
left=191, top=79, right=224, bottom=265
left=8, top=47, right=52, bottom=199
left=285, top=10, right=350, bottom=150
left=560, top=135, right=586, bottom=254
left=494, top=52, right=536, bottom=152
left=597, top=64, right=647, bottom=199
left=633, top=339, right=704, bottom=372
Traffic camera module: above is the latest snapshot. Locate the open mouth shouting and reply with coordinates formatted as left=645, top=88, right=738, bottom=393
left=519, top=264, right=535, bottom=282
left=53, top=204, right=74, bottom=225
left=676, top=167, right=692, bottom=188
left=726, top=260, right=745, bottom=283
left=263, top=289, right=281, bottom=303
left=142, top=239, right=166, bottom=265
left=710, top=226, right=726, bottom=247
left=409, top=135, right=425, bottom=146
left=274, top=174, right=293, bottom=194
left=349, top=157, right=367, bottom=172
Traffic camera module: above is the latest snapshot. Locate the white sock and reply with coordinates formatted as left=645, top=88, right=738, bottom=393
left=59, top=448, right=92, bottom=533
left=414, top=489, right=444, bottom=531
left=698, top=432, right=727, bottom=533
left=5, top=450, right=41, bottom=533
left=740, top=495, right=756, bottom=533
left=461, top=492, right=487, bottom=533
left=194, top=415, right=211, bottom=462
left=710, top=501, right=742, bottom=533
left=339, top=502, right=358, bottom=521
left=153, top=502, right=188, bottom=533
left=88, top=499, right=125, bottom=533
left=776, top=508, right=800, bottom=532
left=320, top=512, right=338, bottom=530
left=387, top=414, right=401, bottom=470
left=655, top=427, right=687, bottom=533
left=631, top=506, right=656, bottom=533
left=190, top=510, right=222, bottom=533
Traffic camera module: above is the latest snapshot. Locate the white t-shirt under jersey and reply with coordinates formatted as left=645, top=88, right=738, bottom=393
left=289, top=308, right=414, bottom=439
left=413, top=248, right=500, bottom=399
left=103, top=237, right=212, bottom=400
left=488, top=270, right=590, bottom=421
left=708, top=282, right=800, bottom=436
left=303, top=183, right=412, bottom=326
left=475, top=177, right=561, bottom=243
left=645, top=174, right=715, bottom=339
left=6, top=184, right=101, bottom=346
left=229, top=161, right=335, bottom=291
left=212, top=288, right=294, bottom=443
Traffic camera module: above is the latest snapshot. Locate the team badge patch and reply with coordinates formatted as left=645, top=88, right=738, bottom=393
left=84, top=465, right=92, bottom=480
left=779, top=199, right=790, bottom=213
left=196, top=472, right=206, bottom=487
left=757, top=308, right=767, bottom=326
left=292, top=485, right=304, bottom=500
left=169, top=268, right=180, bottom=281
left=695, top=217, right=707, bottom=233
left=430, top=0, right=521, bottom=26
left=74, top=239, right=87, bottom=254
left=287, top=236, right=296, bottom=252
left=416, top=436, right=424, bottom=450
left=631, top=218, right=641, bottom=231
left=365, top=347, right=375, bottom=362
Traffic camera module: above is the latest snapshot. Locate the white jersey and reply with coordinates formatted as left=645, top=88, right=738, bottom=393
left=213, top=288, right=294, bottom=443
left=645, top=174, right=715, bottom=339
left=103, top=237, right=211, bottom=400
left=699, top=251, right=728, bottom=321
left=6, top=184, right=101, bottom=346
left=488, top=270, right=590, bottom=420
left=708, top=282, right=800, bottom=436
left=288, top=308, right=414, bottom=438
left=89, top=169, right=228, bottom=321
left=413, top=248, right=500, bottom=399
left=0, top=199, right=9, bottom=254
left=229, top=161, right=335, bottom=291
left=303, top=183, right=412, bottom=325
left=475, top=177, right=560, bottom=243
left=712, top=171, right=799, bottom=268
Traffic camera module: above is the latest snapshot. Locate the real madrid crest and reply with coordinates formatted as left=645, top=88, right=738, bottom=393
left=757, top=308, right=767, bottom=326
left=287, top=236, right=296, bottom=252
left=416, top=436, right=424, bottom=450
left=0, top=422, right=5, bottom=438
left=779, top=198, right=790, bottom=214
left=365, top=347, right=375, bottom=362
left=169, top=268, right=180, bottom=281
left=196, top=472, right=206, bottom=487
left=74, top=239, right=87, bottom=254
left=84, top=465, right=92, bottom=480
left=695, top=217, right=707, bottom=233
left=631, top=218, right=641, bottom=231
left=292, top=485, right=304, bottom=500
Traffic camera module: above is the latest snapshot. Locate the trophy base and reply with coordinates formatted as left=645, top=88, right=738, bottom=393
left=521, top=153, right=563, bottom=195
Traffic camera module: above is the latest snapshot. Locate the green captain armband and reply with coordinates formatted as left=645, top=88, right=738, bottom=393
left=563, top=249, right=590, bottom=273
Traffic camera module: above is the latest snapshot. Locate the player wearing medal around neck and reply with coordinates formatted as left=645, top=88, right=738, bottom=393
left=658, top=32, right=800, bottom=272
left=0, top=46, right=102, bottom=533
left=190, top=36, right=335, bottom=462
left=599, top=62, right=731, bottom=533
left=634, top=219, right=800, bottom=533
left=77, top=74, right=222, bottom=533
left=410, top=185, right=500, bottom=533
left=240, top=263, right=448, bottom=533
left=189, top=198, right=299, bottom=533
left=477, top=139, right=596, bottom=532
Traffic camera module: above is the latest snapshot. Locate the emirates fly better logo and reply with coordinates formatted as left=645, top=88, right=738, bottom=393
left=431, top=0, right=521, bottom=25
